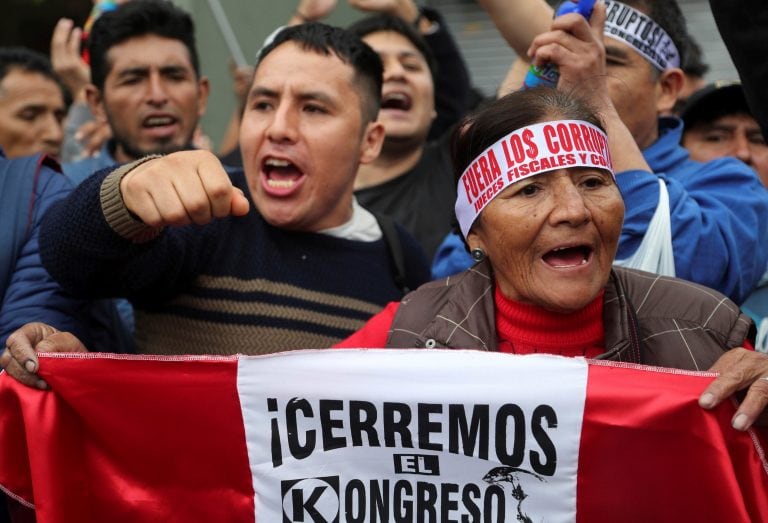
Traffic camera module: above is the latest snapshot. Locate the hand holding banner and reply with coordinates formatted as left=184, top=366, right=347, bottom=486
left=0, top=350, right=766, bottom=522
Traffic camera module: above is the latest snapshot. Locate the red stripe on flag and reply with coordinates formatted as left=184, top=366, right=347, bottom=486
left=3, top=353, right=768, bottom=522
left=0, top=354, right=255, bottom=523
left=577, top=362, right=768, bottom=522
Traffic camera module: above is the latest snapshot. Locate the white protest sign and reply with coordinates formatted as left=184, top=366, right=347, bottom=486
left=238, top=349, right=588, bottom=522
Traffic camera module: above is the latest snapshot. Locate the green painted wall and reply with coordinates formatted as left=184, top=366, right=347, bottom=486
left=175, top=1, right=361, bottom=150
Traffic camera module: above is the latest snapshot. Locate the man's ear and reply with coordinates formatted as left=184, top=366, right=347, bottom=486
left=359, top=121, right=386, bottom=164
left=196, top=76, right=210, bottom=118
left=656, top=67, right=685, bottom=115
left=85, top=85, right=108, bottom=123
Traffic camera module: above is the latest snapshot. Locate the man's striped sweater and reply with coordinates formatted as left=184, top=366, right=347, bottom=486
left=39, top=167, right=430, bottom=355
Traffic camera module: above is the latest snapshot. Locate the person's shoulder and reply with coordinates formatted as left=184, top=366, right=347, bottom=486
left=392, top=221, right=423, bottom=251
left=666, top=153, right=766, bottom=198
left=650, top=135, right=764, bottom=192
left=63, top=154, right=117, bottom=186
left=0, top=154, right=71, bottom=200
left=390, top=221, right=431, bottom=288
left=403, top=262, right=491, bottom=304
left=35, top=161, right=73, bottom=196
left=613, top=267, right=743, bottom=325
left=686, top=154, right=761, bottom=178
left=0, top=152, right=55, bottom=173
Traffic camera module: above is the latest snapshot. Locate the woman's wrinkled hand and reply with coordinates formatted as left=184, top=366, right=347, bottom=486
left=699, top=347, right=768, bottom=430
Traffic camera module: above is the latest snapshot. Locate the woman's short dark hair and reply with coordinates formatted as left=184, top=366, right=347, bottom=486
left=259, top=22, right=383, bottom=124
left=451, top=88, right=606, bottom=187
left=89, top=0, right=200, bottom=91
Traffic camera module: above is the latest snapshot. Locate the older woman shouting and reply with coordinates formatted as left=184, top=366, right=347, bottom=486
left=339, top=87, right=768, bottom=432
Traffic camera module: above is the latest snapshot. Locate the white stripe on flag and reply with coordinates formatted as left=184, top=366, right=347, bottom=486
left=237, top=349, right=588, bottom=522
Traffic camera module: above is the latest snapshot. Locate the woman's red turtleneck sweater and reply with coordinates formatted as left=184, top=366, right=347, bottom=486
left=494, top=287, right=605, bottom=357
left=335, top=287, right=606, bottom=355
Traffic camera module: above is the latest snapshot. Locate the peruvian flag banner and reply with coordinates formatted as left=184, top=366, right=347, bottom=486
left=1, top=349, right=767, bottom=522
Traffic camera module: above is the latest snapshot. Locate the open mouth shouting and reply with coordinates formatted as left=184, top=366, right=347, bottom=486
left=260, top=156, right=306, bottom=196
left=542, top=244, right=594, bottom=268
left=381, top=91, right=412, bottom=113
left=141, top=113, right=180, bottom=138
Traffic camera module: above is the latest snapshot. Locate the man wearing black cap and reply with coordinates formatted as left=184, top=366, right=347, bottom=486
left=681, top=81, right=768, bottom=188
left=709, top=0, right=768, bottom=353
left=681, top=81, right=768, bottom=353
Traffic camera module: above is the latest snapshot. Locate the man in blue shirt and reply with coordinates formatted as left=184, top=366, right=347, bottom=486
left=434, top=0, right=768, bottom=305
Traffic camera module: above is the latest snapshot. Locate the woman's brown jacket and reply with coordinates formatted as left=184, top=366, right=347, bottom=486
left=386, top=260, right=754, bottom=371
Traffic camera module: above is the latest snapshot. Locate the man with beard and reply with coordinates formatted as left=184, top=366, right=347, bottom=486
left=54, top=0, right=210, bottom=350
left=63, top=0, right=209, bottom=185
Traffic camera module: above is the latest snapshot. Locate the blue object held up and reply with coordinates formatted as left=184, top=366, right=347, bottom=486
left=523, top=0, right=596, bottom=89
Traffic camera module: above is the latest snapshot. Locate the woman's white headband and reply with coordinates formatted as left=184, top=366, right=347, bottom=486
left=603, top=0, right=681, bottom=71
left=455, top=120, right=614, bottom=238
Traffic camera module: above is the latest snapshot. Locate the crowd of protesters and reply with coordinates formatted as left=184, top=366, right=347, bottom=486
left=2, top=0, right=768, bottom=516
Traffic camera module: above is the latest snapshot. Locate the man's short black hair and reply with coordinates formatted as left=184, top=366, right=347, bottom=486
left=258, top=22, right=383, bottom=123
left=88, top=0, right=200, bottom=91
left=623, top=0, right=690, bottom=71
left=0, top=47, right=69, bottom=105
left=347, top=14, right=437, bottom=82
left=0, top=47, right=57, bottom=84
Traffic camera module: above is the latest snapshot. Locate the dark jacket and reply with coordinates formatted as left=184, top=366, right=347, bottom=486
left=0, top=150, right=133, bottom=352
left=387, top=260, right=753, bottom=371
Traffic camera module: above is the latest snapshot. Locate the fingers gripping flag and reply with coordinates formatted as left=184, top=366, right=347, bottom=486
left=0, top=350, right=767, bottom=522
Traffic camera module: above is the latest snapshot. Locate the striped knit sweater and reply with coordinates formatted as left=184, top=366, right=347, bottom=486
left=39, top=166, right=430, bottom=355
